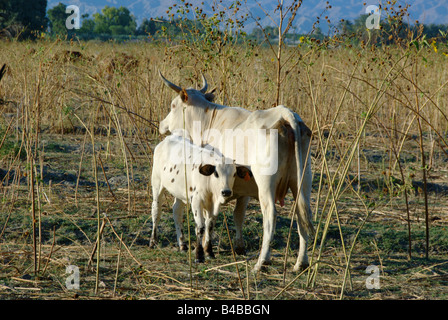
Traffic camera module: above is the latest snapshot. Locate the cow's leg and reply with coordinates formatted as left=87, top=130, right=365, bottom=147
left=173, top=198, right=187, bottom=251
left=254, top=185, right=277, bottom=272
left=191, top=198, right=205, bottom=263
left=293, top=177, right=312, bottom=272
left=233, top=196, right=250, bottom=255
left=294, top=218, right=310, bottom=272
left=150, top=183, right=163, bottom=248
left=292, top=184, right=310, bottom=271
left=293, top=130, right=313, bottom=272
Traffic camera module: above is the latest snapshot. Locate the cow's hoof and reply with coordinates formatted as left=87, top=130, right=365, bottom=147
left=253, top=260, right=271, bottom=273
left=149, top=239, right=157, bottom=249
left=293, top=262, right=309, bottom=272
left=179, top=244, right=188, bottom=252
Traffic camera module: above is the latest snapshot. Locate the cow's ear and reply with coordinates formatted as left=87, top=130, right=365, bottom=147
left=199, top=164, right=215, bottom=176
left=299, top=121, right=312, bottom=137
left=236, top=166, right=253, bottom=181
left=180, top=88, right=188, bottom=102
left=204, top=92, right=215, bottom=101
left=204, top=87, right=217, bottom=101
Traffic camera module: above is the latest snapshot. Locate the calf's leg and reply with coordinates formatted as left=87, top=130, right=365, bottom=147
left=191, top=198, right=205, bottom=263
left=173, top=198, right=187, bottom=251
left=150, top=184, right=163, bottom=248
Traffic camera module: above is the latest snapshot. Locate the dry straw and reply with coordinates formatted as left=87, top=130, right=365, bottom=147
left=0, top=0, right=447, bottom=299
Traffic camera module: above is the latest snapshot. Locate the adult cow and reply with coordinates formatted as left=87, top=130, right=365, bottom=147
left=158, top=72, right=313, bottom=272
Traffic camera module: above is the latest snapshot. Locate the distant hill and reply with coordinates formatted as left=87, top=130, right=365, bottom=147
left=47, top=0, right=448, bottom=33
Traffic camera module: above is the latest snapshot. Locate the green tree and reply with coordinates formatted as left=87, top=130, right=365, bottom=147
left=79, top=14, right=95, bottom=34
left=0, top=0, right=48, bottom=39
left=137, top=18, right=157, bottom=36
left=47, top=2, right=69, bottom=37
left=92, top=6, right=137, bottom=35
left=338, top=19, right=354, bottom=36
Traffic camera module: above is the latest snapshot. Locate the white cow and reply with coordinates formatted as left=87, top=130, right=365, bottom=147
left=150, top=134, right=252, bottom=262
left=158, top=72, right=313, bottom=272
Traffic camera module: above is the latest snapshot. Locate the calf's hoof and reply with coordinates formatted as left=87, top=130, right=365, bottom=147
left=205, top=252, right=215, bottom=260
left=195, top=246, right=205, bottom=263
left=195, top=256, right=205, bottom=263
left=234, top=245, right=246, bottom=256
left=204, top=245, right=215, bottom=259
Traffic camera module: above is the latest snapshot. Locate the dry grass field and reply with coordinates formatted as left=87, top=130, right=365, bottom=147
left=0, top=34, right=447, bottom=300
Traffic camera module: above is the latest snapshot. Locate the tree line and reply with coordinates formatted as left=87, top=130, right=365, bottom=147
left=1, top=0, right=447, bottom=43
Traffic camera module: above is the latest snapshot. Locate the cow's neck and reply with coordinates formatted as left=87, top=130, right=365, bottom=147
left=183, top=98, right=249, bottom=148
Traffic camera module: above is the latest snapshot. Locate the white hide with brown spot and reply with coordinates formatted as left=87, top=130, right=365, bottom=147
left=150, top=134, right=252, bottom=262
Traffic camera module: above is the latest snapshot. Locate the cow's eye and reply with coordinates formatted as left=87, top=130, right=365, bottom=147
left=214, top=171, right=219, bottom=178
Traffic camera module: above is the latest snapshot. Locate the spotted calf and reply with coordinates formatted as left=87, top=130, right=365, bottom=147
left=150, top=134, right=252, bottom=262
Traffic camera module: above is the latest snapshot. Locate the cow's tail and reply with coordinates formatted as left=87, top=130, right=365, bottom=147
left=281, top=106, right=314, bottom=237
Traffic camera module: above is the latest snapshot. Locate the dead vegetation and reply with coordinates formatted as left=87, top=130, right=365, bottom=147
left=0, top=37, right=447, bottom=300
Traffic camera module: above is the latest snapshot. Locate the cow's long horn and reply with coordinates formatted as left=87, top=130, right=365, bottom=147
left=158, top=70, right=182, bottom=93
left=199, top=73, right=208, bottom=93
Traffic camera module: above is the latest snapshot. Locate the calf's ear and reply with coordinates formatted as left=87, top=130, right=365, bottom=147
left=199, top=164, right=216, bottom=176
left=236, top=166, right=253, bottom=181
